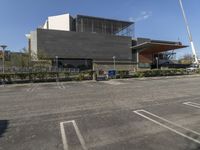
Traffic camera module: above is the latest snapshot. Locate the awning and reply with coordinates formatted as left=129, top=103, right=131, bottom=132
left=132, top=42, right=188, bottom=54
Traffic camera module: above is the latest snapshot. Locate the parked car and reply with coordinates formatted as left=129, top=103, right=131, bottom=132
left=186, top=64, right=199, bottom=72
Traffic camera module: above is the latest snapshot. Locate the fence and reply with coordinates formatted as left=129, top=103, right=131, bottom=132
left=0, top=67, right=94, bottom=84
left=0, top=67, right=80, bottom=73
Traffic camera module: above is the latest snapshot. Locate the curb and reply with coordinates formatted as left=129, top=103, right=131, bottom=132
left=117, top=74, right=200, bottom=81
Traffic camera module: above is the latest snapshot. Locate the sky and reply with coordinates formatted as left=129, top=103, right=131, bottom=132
left=0, top=0, right=200, bottom=58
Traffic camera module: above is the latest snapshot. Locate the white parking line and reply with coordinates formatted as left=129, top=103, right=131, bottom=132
left=183, top=102, right=200, bottom=109
left=60, top=82, right=66, bottom=89
left=26, top=84, right=39, bottom=92
left=60, top=121, right=69, bottom=150
left=133, top=110, right=200, bottom=144
left=56, top=82, right=66, bottom=89
left=60, top=120, right=87, bottom=150
left=102, top=80, right=124, bottom=85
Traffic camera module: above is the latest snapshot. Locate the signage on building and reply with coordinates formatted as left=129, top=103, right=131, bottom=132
left=108, top=70, right=116, bottom=78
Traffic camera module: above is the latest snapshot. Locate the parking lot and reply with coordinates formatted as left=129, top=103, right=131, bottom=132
left=0, top=76, right=200, bottom=150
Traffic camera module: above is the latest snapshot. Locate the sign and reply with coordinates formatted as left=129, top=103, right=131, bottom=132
left=108, top=70, right=116, bottom=77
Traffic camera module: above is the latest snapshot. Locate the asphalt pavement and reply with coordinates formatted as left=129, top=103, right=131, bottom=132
left=0, top=76, right=200, bottom=150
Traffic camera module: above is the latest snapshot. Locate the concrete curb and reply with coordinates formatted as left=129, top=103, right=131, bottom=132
left=116, top=74, right=200, bottom=81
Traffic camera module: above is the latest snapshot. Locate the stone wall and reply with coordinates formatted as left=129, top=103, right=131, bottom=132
left=36, top=29, right=132, bottom=61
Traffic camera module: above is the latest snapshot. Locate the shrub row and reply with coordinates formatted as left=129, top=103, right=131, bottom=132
left=132, top=69, right=187, bottom=78
left=109, top=69, right=188, bottom=79
left=0, top=69, right=195, bottom=84
left=117, top=70, right=130, bottom=79
left=0, top=71, right=93, bottom=84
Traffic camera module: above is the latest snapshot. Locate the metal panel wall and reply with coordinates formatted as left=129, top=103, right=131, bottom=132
left=37, top=29, right=132, bottom=61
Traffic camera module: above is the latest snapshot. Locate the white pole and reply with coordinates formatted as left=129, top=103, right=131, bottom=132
left=113, top=56, right=116, bottom=70
left=56, top=56, right=58, bottom=71
left=55, top=56, right=59, bottom=83
left=2, top=48, right=5, bottom=74
left=179, top=0, right=198, bottom=64
left=156, top=57, right=159, bottom=69
left=114, top=58, right=116, bottom=70
left=0, top=45, right=7, bottom=74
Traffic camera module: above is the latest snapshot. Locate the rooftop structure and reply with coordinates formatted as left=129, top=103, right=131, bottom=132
left=41, top=13, right=134, bottom=37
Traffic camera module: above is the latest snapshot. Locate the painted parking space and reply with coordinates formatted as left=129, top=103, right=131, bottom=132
left=58, top=101, right=200, bottom=150
left=133, top=102, right=200, bottom=150
left=58, top=102, right=200, bottom=150
left=183, top=102, right=200, bottom=109
left=1, top=77, right=200, bottom=150
left=0, top=117, right=64, bottom=150
left=1, top=103, right=200, bottom=150
left=133, top=110, right=200, bottom=144
left=60, top=120, right=87, bottom=150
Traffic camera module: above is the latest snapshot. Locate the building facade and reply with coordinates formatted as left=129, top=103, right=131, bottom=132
left=27, top=13, right=186, bottom=71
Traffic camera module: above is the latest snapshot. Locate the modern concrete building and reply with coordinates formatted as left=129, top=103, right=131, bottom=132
left=26, top=13, right=186, bottom=71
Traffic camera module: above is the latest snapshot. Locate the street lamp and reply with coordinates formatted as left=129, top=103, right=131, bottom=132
left=55, top=56, right=58, bottom=71
left=155, top=57, right=159, bottom=69
left=112, top=56, right=116, bottom=70
left=0, top=45, right=7, bottom=74
left=55, top=56, right=59, bottom=83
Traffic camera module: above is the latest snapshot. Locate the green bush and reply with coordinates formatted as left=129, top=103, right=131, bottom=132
left=127, top=69, right=187, bottom=79
left=195, top=69, right=200, bottom=74
left=77, top=73, right=85, bottom=81
left=64, top=72, right=70, bottom=78
left=118, top=70, right=129, bottom=78
left=0, top=69, right=188, bottom=84
left=15, top=73, right=29, bottom=80
left=36, top=72, right=48, bottom=80
left=78, top=70, right=94, bottom=79
left=132, top=72, right=144, bottom=78
left=0, top=73, right=15, bottom=82
left=136, top=69, right=186, bottom=78
left=48, top=72, right=58, bottom=79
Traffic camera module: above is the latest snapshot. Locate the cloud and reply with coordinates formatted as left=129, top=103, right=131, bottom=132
left=129, top=11, right=152, bottom=22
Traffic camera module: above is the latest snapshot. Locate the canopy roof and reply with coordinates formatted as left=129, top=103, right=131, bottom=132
left=132, top=41, right=188, bottom=54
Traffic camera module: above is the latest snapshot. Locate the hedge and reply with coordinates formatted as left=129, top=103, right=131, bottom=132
left=0, top=69, right=197, bottom=84
left=132, top=69, right=187, bottom=78
left=0, top=71, right=94, bottom=84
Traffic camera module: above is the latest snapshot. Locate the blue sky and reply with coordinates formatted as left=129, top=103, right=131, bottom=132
left=0, top=0, right=199, bottom=58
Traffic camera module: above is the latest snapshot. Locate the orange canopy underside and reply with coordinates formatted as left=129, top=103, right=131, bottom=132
left=132, top=42, right=187, bottom=54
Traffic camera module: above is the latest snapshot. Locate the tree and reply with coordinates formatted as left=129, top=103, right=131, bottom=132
left=20, top=47, right=30, bottom=67
left=30, top=49, right=51, bottom=69
left=178, top=54, right=193, bottom=64
left=4, top=48, right=29, bottom=68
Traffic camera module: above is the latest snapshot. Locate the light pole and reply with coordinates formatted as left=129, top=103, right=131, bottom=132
left=0, top=45, right=7, bottom=74
left=55, top=56, right=59, bottom=82
left=112, top=56, right=116, bottom=70
left=155, top=57, right=159, bottom=69
left=55, top=56, right=58, bottom=71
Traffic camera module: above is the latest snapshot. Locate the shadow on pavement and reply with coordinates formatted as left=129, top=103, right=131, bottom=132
left=0, top=120, right=9, bottom=138
left=185, top=132, right=200, bottom=150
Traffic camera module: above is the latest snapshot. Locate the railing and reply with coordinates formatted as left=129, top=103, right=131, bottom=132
left=0, top=67, right=80, bottom=73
